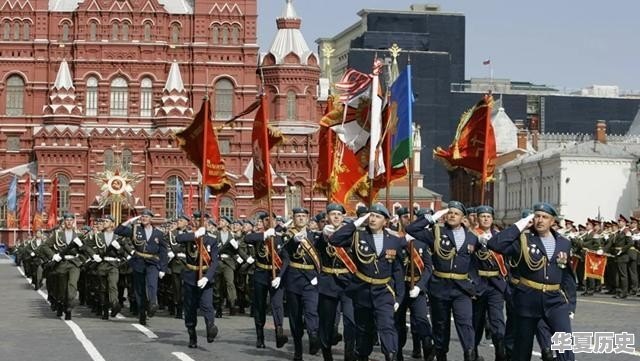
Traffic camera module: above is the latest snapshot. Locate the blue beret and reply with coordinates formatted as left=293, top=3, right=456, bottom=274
left=102, top=215, right=115, bottom=222
left=243, top=219, right=255, bottom=226
left=533, top=203, right=557, bottom=217
left=141, top=209, right=154, bottom=217
left=63, top=213, right=74, bottom=220
left=466, top=206, right=476, bottom=214
left=448, top=201, right=467, bottom=215
left=415, top=208, right=433, bottom=217
left=370, top=204, right=390, bottom=219
left=292, top=207, right=309, bottom=215
left=326, top=203, right=346, bottom=214
left=82, top=225, right=92, bottom=232
left=178, top=214, right=191, bottom=222
left=276, top=216, right=284, bottom=222
left=315, top=212, right=326, bottom=222
left=192, top=210, right=202, bottom=218
left=257, top=212, right=276, bottom=220
left=232, top=219, right=242, bottom=225
left=356, top=206, right=369, bottom=217
left=396, top=207, right=410, bottom=216
left=521, top=209, right=533, bottom=218
left=221, top=215, right=233, bottom=224
left=476, top=205, right=494, bottom=216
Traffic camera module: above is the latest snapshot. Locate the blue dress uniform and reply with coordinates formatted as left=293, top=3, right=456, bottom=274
left=244, top=213, right=288, bottom=349
left=330, top=205, right=405, bottom=361
left=487, top=203, right=576, bottom=361
left=114, top=209, right=168, bottom=325
left=279, top=208, right=321, bottom=361
left=394, top=235, right=434, bottom=361
left=317, top=204, right=356, bottom=361
left=175, top=228, right=219, bottom=348
left=405, top=201, right=481, bottom=361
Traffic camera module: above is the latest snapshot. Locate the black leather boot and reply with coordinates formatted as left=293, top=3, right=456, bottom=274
left=111, top=302, right=121, bottom=317
left=412, top=334, right=422, bottom=358
left=435, top=350, right=447, bottom=361
left=332, top=328, right=343, bottom=346
left=422, top=337, right=435, bottom=361
left=102, top=306, right=109, bottom=320
left=357, top=356, right=368, bottom=361
left=344, top=340, right=356, bottom=361
left=492, top=338, right=507, bottom=361
left=309, top=332, right=321, bottom=355
left=139, top=312, right=147, bottom=326
left=215, top=308, right=223, bottom=318
left=541, top=348, right=555, bottom=361
left=175, top=304, right=183, bottom=319
left=385, top=352, right=396, bottom=361
left=276, top=326, right=288, bottom=348
left=256, top=327, right=266, bottom=348
left=56, top=303, right=64, bottom=317
left=148, top=303, right=158, bottom=318
left=293, top=338, right=303, bottom=361
left=187, top=327, right=197, bottom=348
left=322, top=347, right=334, bottom=361
left=206, top=320, right=218, bottom=343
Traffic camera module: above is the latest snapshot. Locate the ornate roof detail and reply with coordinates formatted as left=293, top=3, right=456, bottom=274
left=43, top=59, right=83, bottom=117
left=155, top=61, right=193, bottom=121
left=265, top=0, right=315, bottom=66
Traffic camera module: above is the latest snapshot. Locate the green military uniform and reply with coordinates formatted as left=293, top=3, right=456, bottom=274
left=235, top=226, right=255, bottom=314
left=22, top=236, right=46, bottom=290
left=166, top=224, right=189, bottom=319
left=213, top=224, right=248, bottom=316
left=578, top=230, right=603, bottom=295
left=605, top=228, right=632, bottom=298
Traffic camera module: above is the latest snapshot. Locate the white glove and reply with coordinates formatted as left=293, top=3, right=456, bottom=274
left=159, top=271, right=165, bottom=279
left=409, top=286, right=421, bottom=298
left=126, top=255, right=132, bottom=261
left=92, top=254, right=102, bottom=263
left=263, top=228, right=276, bottom=240
left=354, top=213, right=371, bottom=227
left=52, top=253, right=62, bottom=262
left=323, top=225, right=336, bottom=237
left=596, top=249, right=604, bottom=256
left=515, top=214, right=535, bottom=232
left=405, top=233, right=415, bottom=241
left=246, top=256, right=255, bottom=264
left=197, top=277, right=209, bottom=289
left=167, top=251, right=175, bottom=259
left=393, top=302, right=400, bottom=312
left=73, top=237, right=83, bottom=247
left=230, top=239, right=239, bottom=249
left=30, top=252, right=35, bottom=257
left=426, top=208, right=448, bottom=224
left=310, top=277, right=318, bottom=286
left=194, top=227, right=206, bottom=238
left=124, top=215, right=141, bottom=226
left=569, top=312, right=575, bottom=320
left=294, top=230, right=307, bottom=242
left=236, top=256, right=244, bottom=264
left=111, top=240, right=121, bottom=250
left=283, top=219, right=293, bottom=228
left=616, top=250, right=622, bottom=256
left=271, top=276, right=281, bottom=289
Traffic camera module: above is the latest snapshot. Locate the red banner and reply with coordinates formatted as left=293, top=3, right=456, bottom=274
left=251, top=96, right=282, bottom=200
left=434, top=94, right=496, bottom=182
left=46, top=177, right=58, bottom=229
left=176, top=97, right=232, bottom=194
left=584, top=250, right=607, bottom=281
left=315, top=97, right=336, bottom=195
left=18, top=175, right=31, bottom=229
left=32, top=212, right=44, bottom=232
left=371, top=103, right=408, bottom=201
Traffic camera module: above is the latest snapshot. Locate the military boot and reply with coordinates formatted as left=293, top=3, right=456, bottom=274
left=256, top=327, right=266, bottom=348
left=422, top=337, right=435, bottom=361
left=206, top=320, right=218, bottom=343
left=187, top=327, right=197, bottom=348
left=276, top=326, right=288, bottom=348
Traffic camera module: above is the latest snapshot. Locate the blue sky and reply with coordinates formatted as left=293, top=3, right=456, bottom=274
left=258, top=0, right=639, bottom=91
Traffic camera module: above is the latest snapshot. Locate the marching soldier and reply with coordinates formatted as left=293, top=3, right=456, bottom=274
left=235, top=219, right=256, bottom=314
left=213, top=216, right=246, bottom=316
left=317, top=203, right=356, bottom=361
left=578, top=220, right=603, bottom=296
left=280, top=207, right=321, bottom=361
left=175, top=223, right=219, bottom=347
left=604, top=215, right=632, bottom=298
left=488, top=203, right=576, bottom=361
left=244, top=212, right=289, bottom=349
left=23, top=231, right=46, bottom=290
left=114, top=209, right=168, bottom=325
left=470, top=206, right=507, bottom=361
left=405, top=202, right=482, bottom=361
left=330, top=204, right=405, bottom=361
left=166, top=214, right=190, bottom=319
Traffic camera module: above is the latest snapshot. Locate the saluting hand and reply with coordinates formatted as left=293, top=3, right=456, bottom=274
left=354, top=213, right=371, bottom=228
left=263, top=228, right=276, bottom=240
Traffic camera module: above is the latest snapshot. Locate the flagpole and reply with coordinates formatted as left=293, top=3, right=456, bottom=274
left=480, top=93, right=492, bottom=205
left=197, top=96, right=211, bottom=280
left=28, top=176, right=32, bottom=237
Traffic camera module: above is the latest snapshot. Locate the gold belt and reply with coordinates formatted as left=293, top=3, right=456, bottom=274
left=510, top=278, right=520, bottom=285
left=519, top=277, right=560, bottom=292
left=478, top=270, right=500, bottom=278
left=404, top=275, right=421, bottom=282
left=290, top=262, right=315, bottom=270
left=355, top=271, right=391, bottom=285
left=256, top=261, right=273, bottom=270
left=135, top=251, right=159, bottom=260
left=433, top=270, right=469, bottom=280
left=186, top=263, right=209, bottom=271
left=322, top=266, right=349, bottom=275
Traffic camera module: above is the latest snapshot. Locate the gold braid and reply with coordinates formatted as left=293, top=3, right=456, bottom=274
left=434, top=225, right=456, bottom=261
left=519, top=232, right=546, bottom=271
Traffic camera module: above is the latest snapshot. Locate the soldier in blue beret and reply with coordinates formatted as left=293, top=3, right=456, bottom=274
left=330, top=204, right=405, bottom=361
left=488, top=203, right=576, bottom=361
left=405, top=201, right=484, bottom=361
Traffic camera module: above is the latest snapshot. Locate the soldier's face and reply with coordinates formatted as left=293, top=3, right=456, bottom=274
left=632, top=221, right=638, bottom=229
left=446, top=209, right=464, bottom=228
left=64, top=218, right=74, bottom=228
left=618, top=220, right=626, bottom=228
left=177, top=219, right=188, bottom=229
left=294, top=213, right=308, bottom=229
left=368, top=213, right=387, bottom=231
left=242, top=223, right=253, bottom=232
left=478, top=213, right=493, bottom=229
left=103, top=220, right=114, bottom=231
left=533, top=211, right=554, bottom=234
left=400, top=214, right=410, bottom=226
left=140, top=215, right=151, bottom=225
left=327, top=210, right=344, bottom=227
left=219, top=219, right=229, bottom=229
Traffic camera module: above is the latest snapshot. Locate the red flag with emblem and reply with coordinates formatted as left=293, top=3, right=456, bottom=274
left=251, top=96, right=283, bottom=200
left=584, top=250, right=607, bottom=281
left=46, top=177, right=58, bottom=229
left=18, top=175, right=31, bottom=229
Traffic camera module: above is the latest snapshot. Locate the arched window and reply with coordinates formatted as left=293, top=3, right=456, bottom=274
left=3, top=22, right=9, bottom=40
left=286, top=184, right=302, bottom=213
left=219, top=197, right=234, bottom=219
left=111, top=22, right=118, bottom=40
left=231, top=25, right=239, bottom=44
left=22, top=22, right=29, bottom=40
left=62, top=22, right=70, bottom=41
left=104, top=149, right=114, bottom=171
left=165, top=175, right=181, bottom=219
left=57, top=174, right=70, bottom=218
left=85, top=76, right=98, bottom=116
left=121, top=22, right=129, bottom=41
left=110, top=77, right=128, bottom=116
left=214, top=79, right=233, bottom=119
left=89, top=21, right=97, bottom=41
left=143, top=22, right=152, bottom=41
left=286, top=90, right=297, bottom=120
left=221, top=25, right=229, bottom=45
left=13, top=22, right=20, bottom=40
left=6, top=75, right=24, bottom=116
left=140, top=77, right=153, bottom=117
left=122, top=149, right=133, bottom=172
left=211, top=26, right=219, bottom=44
left=171, top=23, right=180, bottom=44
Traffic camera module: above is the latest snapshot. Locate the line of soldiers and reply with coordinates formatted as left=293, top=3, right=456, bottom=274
left=13, top=199, right=584, bottom=361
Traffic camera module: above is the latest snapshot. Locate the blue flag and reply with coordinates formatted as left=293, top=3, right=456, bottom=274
left=37, top=177, right=44, bottom=213
left=390, top=65, right=415, bottom=165
left=175, top=179, right=184, bottom=216
left=7, top=175, right=17, bottom=212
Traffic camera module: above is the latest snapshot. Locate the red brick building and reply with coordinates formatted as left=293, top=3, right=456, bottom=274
left=0, top=0, right=329, bottom=245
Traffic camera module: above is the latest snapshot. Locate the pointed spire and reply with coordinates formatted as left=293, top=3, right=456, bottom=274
left=164, top=61, right=185, bottom=92
left=281, top=0, right=298, bottom=19
left=53, top=59, right=74, bottom=91
left=268, top=0, right=313, bottom=65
